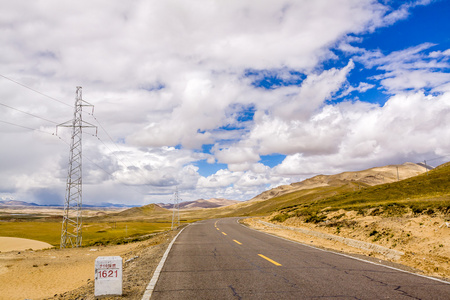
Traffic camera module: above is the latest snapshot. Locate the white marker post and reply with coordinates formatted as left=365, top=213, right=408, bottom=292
left=95, top=256, right=123, bottom=296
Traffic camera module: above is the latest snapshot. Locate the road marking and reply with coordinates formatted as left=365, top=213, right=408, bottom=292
left=214, top=220, right=218, bottom=228
left=142, top=226, right=187, bottom=300
left=242, top=223, right=450, bottom=286
left=233, top=240, right=242, bottom=245
left=222, top=232, right=227, bottom=236
left=258, top=254, right=282, bottom=266
left=216, top=228, right=220, bottom=230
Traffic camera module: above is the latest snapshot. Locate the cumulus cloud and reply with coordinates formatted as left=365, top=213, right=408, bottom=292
left=1, top=0, right=448, bottom=205
left=274, top=91, right=450, bottom=177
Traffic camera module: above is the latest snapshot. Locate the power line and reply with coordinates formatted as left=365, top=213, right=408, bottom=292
left=0, top=113, right=158, bottom=197
left=61, top=133, right=150, bottom=197
left=0, top=102, right=59, bottom=124
left=0, top=119, right=55, bottom=135
left=3, top=91, right=157, bottom=188
left=0, top=114, right=152, bottom=200
left=426, top=154, right=450, bottom=162
left=83, top=129, right=171, bottom=198
left=84, top=131, right=140, bottom=173
left=95, top=136, right=157, bottom=187
left=87, top=112, right=134, bottom=160
left=0, top=84, right=168, bottom=200
left=85, top=112, right=155, bottom=185
left=87, top=135, right=175, bottom=198
left=87, top=113, right=116, bottom=146
left=0, top=74, right=72, bottom=108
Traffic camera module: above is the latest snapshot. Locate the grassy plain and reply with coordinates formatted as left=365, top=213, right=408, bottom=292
left=0, top=205, right=174, bottom=247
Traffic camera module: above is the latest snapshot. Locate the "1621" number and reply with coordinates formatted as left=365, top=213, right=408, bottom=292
left=98, top=269, right=118, bottom=278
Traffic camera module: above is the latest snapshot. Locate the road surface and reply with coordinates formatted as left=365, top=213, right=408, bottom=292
left=150, top=218, right=450, bottom=299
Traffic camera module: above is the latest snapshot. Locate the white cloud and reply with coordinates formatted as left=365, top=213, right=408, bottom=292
left=214, top=146, right=260, bottom=165
left=271, top=60, right=355, bottom=121
left=249, top=103, right=349, bottom=156
left=339, top=82, right=375, bottom=98
left=355, top=43, right=450, bottom=93
left=1, top=0, right=448, bottom=205
left=197, top=169, right=240, bottom=189
left=274, top=90, right=450, bottom=177
left=429, top=49, right=450, bottom=58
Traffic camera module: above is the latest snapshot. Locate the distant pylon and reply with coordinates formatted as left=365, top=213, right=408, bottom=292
left=171, top=188, right=180, bottom=230
left=58, top=87, right=97, bottom=248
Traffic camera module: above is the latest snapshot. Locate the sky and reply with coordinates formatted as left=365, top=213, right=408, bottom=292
left=1, top=0, right=450, bottom=206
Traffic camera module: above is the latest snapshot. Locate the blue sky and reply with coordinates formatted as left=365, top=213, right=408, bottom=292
left=1, top=0, right=450, bottom=205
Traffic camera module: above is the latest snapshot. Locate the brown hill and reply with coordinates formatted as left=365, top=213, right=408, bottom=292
left=115, top=203, right=169, bottom=217
left=249, top=162, right=427, bottom=202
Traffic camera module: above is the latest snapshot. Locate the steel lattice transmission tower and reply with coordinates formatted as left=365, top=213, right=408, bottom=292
left=58, top=87, right=96, bottom=248
left=171, top=188, right=181, bottom=230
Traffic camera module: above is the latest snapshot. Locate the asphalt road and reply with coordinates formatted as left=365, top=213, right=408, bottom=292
left=150, top=218, right=450, bottom=299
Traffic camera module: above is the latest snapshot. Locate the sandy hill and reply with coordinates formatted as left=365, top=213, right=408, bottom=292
left=115, top=203, right=169, bottom=217
left=159, top=198, right=240, bottom=210
left=249, top=162, right=427, bottom=202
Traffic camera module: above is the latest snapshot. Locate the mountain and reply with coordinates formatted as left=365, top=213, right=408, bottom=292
left=0, top=200, right=39, bottom=207
left=212, top=162, right=433, bottom=218
left=310, top=161, right=450, bottom=211
left=0, top=200, right=138, bottom=208
left=249, top=162, right=427, bottom=202
left=159, top=198, right=240, bottom=210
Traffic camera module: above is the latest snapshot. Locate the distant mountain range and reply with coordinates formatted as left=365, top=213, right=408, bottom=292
left=0, top=200, right=40, bottom=207
left=0, top=198, right=239, bottom=209
left=158, top=198, right=240, bottom=210
left=0, top=200, right=138, bottom=208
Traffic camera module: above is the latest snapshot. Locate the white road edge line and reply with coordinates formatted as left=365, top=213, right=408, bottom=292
left=142, top=226, right=187, bottom=300
left=238, top=219, right=450, bottom=285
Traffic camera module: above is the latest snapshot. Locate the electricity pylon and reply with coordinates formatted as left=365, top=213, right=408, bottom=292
left=171, top=188, right=180, bottom=230
left=58, top=87, right=97, bottom=248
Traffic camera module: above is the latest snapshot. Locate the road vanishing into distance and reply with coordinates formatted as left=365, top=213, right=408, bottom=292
left=149, top=218, right=450, bottom=299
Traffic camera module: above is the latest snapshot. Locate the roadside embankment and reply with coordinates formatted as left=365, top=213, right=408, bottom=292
left=257, top=220, right=404, bottom=260
left=243, top=210, right=449, bottom=280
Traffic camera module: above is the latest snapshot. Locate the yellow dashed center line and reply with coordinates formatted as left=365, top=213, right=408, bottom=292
left=258, top=254, right=282, bottom=266
left=222, top=232, right=227, bottom=236
left=233, top=240, right=242, bottom=245
left=216, top=228, right=220, bottom=230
